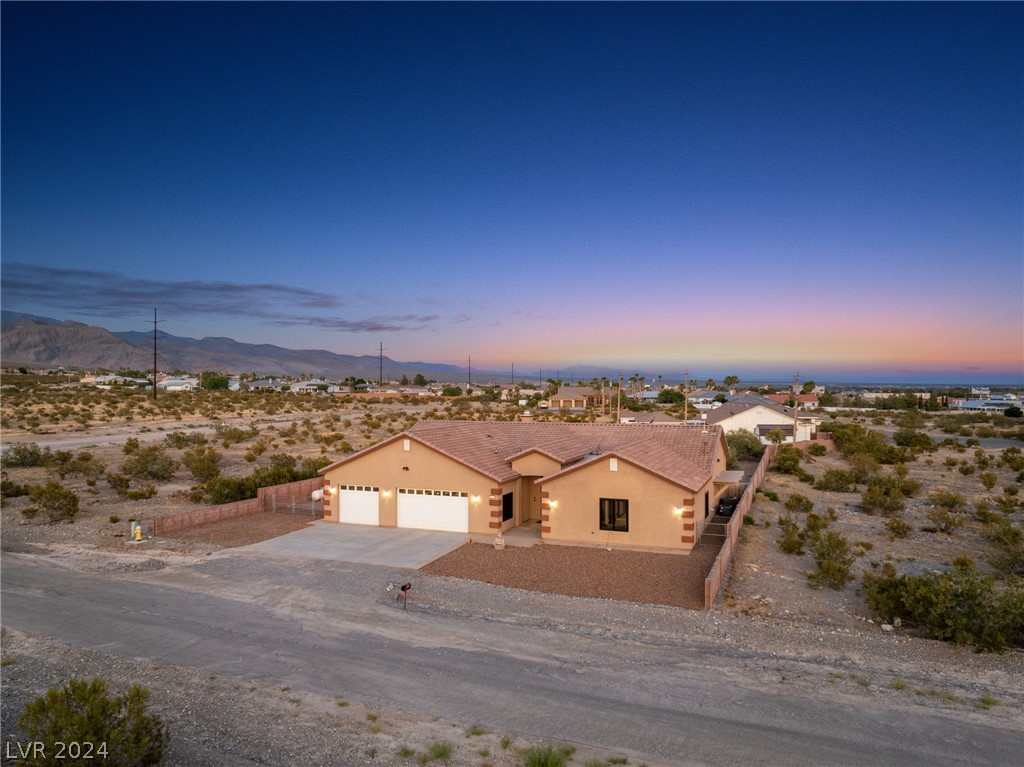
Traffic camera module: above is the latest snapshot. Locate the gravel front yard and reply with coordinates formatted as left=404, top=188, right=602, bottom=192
left=162, top=511, right=316, bottom=548
left=422, top=541, right=722, bottom=609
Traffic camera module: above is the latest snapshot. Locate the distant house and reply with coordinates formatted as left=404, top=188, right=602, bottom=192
left=249, top=378, right=288, bottom=391
left=548, top=386, right=602, bottom=411
left=764, top=393, right=820, bottom=410
left=291, top=379, right=339, bottom=395
left=320, top=421, right=736, bottom=553
left=159, top=377, right=199, bottom=392
left=700, top=401, right=819, bottom=444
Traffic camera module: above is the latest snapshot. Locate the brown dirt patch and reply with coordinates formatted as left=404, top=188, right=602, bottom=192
left=422, top=541, right=722, bottom=609
left=163, top=511, right=315, bottom=548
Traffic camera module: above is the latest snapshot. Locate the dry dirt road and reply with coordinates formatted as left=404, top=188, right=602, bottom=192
left=3, top=549, right=1021, bottom=767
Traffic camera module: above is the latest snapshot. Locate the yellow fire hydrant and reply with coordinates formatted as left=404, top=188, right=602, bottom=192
left=134, top=525, right=143, bottom=541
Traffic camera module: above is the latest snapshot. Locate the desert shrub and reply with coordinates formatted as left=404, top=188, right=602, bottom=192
left=816, top=469, right=854, bottom=492
left=926, top=508, right=964, bottom=534
left=1, top=474, right=30, bottom=499
left=861, top=476, right=906, bottom=516
left=777, top=513, right=804, bottom=555
left=164, top=431, right=207, bottom=448
left=742, top=514, right=755, bottom=526
left=1000, top=447, right=1024, bottom=471
left=426, top=740, right=455, bottom=761
left=803, top=512, right=827, bottom=538
left=785, top=493, right=813, bottom=514
left=993, top=495, right=1019, bottom=514
left=808, top=531, right=856, bottom=590
left=26, top=482, right=80, bottom=522
left=892, top=429, right=933, bottom=451
left=51, top=450, right=105, bottom=480
left=1, top=442, right=52, bottom=468
left=929, top=488, right=966, bottom=514
left=121, top=445, right=177, bottom=481
left=828, top=423, right=902, bottom=463
left=181, top=446, right=222, bottom=483
left=521, top=745, right=567, bottom=767
left=758, top=488, right=780, bottom=502
left=886, top=516, right=913, bottom=539
left=726, top=429, right=764, bottom=460
left=958, top=463, right=975, bottom=476
left=17, top=677, right=168, bottom=766
left=125, top=485, right=158, bottom=501
left=773, top=446, right=802, bottom=474
left=122, top=437, right=140, bottom=455
left=847, top=453, right=880, bottom=483
left=216, top=424, right=259, bottom=446
left=862, top=565, right=1024, bottom=652
left=107, top=474, right=131, bottom=496
left=807, top=442, right=827, bottom=457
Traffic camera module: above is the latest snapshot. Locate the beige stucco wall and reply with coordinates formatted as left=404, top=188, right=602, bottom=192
left=321, top=438, right=498, bottom=534
left=541, top=457, right=698, bottom=552
left=510, top=452, right=561, bottom=477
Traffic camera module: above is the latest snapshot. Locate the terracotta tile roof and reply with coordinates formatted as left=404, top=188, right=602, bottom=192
left=404, top=420, right=721, bottom=489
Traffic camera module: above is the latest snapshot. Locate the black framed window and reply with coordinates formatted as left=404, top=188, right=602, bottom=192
left=599, top=498, right=629, bottom=532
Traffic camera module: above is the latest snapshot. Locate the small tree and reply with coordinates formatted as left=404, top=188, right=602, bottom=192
left=17, top=677, right=168, bottom=766
left=441, top=385, right=462, bottom=397
left=726, top=428, right=763, bottom=460
left=765, top=428, right=786, bottom=445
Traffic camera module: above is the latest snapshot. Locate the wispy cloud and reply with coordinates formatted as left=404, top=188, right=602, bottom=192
left=1, top=263, right=446, bottom=333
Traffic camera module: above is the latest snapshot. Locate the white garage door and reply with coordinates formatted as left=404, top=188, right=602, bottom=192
left=339, top=485, right=380, bottom=525
left=397, top=488, right=469, bottom=533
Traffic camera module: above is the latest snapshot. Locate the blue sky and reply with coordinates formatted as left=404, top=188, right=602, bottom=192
left=2, top=2, right=1022, bottom=384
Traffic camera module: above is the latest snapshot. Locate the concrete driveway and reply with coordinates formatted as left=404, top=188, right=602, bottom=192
left=244, top=521, right=467, bottom=568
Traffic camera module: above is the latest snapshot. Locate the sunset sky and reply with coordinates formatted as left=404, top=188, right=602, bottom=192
left=2, top=3, right=1022, bottom=384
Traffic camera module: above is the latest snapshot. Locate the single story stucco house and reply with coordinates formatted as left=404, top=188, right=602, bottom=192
left=319, top=420, right=736, bottom=553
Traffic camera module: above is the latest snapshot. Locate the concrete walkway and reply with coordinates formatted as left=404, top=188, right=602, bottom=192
left=243, top=521, right=467, bottom=568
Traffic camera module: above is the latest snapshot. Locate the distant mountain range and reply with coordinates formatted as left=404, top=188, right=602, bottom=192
left=0, top=311, right=465, bottom=380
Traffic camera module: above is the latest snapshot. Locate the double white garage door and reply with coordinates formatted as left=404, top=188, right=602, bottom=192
left=338, top=486, right=469, bottom=533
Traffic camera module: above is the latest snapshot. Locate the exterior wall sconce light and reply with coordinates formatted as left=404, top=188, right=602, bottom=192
left=382, top=489, right=392, bottom=499
left=549, top=500, right=558, bottom=510
left=673, top=506, right=684, bottom=517
left=329, top=485, right=338, bottom=495
left=471, top=495, right=480, bottom=504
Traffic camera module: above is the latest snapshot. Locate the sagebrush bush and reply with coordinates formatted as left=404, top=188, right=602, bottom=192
left=816, top=469, right=854, bottom=492
left=807, top=442, right=827, bottom=457
left=862, top=565, right=1024, bottom=652
left=26, top=482, right=80, bottom=522
left=785, top=493, right=813, bottom=514
left=777, top=513, right=804, bottom=555
left=18, top=677, right=168, bottom=766
left=1, top=442, right=52, bottom=468
left=121, top=445, right=177, bottom=481
left=861, top=476, right=906, bottom=516
left=808, top=531, right=856, bottom=590
left=886, top=516, right=913, bottom=539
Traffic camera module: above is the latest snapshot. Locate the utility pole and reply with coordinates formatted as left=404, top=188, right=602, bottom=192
left=150, top=309, right=162, bottom=400
left=617, top=373, right=622, bottom=422
left=684, top=369, right=689, bottom=422
left=511, top=362, right=514, bottom=387
left=793, top=371, right=800, bottom=444
left=378, top=342, right=384, bottom=386
left=467, top=355, right=472, bottom=388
